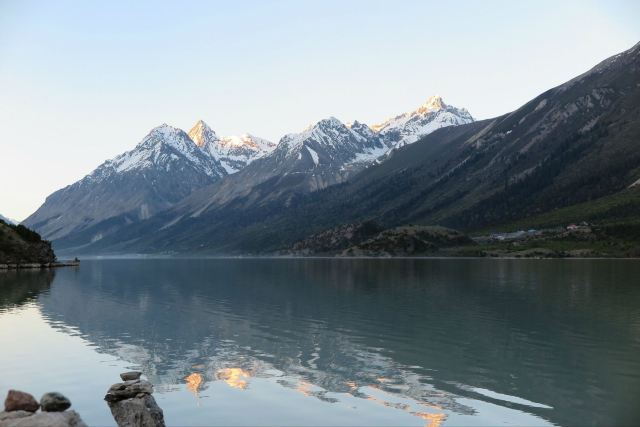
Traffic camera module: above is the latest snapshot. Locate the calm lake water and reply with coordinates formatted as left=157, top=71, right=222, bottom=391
left=0, top=258, right=639, bottom=426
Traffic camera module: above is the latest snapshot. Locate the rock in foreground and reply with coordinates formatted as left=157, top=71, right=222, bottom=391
left=0, top=390, right=86, bottom=427
left=105, top=373, right=165, bottom=427
left=40, top=392, right=71, bottom=412
left=3, top=390, right=39, bottom=413
left=0, top=410, right=86, bottom=427
left=107, top=395, right=164, bottom=427
left=120, top=371, right=142, bottom=382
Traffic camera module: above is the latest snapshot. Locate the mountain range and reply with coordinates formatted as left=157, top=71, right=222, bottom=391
left=25, top=95, right=473, bottom=251
left=24, top=42, right=640, bottom=255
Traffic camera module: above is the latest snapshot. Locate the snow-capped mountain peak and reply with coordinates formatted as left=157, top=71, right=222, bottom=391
left=275, top=116, right=387, bottom=172
left=188, top=120, right=219, bottom=148
left=107, top=123, right=224, bottom=178
left=188, top=120, right=276, bottom=174
left=280, top=117, right=353, bottom=153
left=372, top=95, right=474, bottom=147
left=417, top=94, right=446, bottom=114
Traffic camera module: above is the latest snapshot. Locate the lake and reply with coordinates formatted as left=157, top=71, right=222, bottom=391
left=0, top=258, right=639, bottom=426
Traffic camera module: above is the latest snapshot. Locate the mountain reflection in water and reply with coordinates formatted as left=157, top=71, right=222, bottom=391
left=2, top=258, right=639, bottom=426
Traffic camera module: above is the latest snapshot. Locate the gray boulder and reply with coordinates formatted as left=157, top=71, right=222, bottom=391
left=107, top=395, right=165, bottom=427
left=105, top=380, right=154, bottom=402
left=40, top=392, right=71, bottom=412
left=0, top=410, right=87, bottom=427
left=120, top=372, right=142, bottom=381
left=0, top=411, right=32, bottom=422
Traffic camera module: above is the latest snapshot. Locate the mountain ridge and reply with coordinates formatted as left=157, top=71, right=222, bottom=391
left=188, top=120, right=276, bottom=173
left=60, top=41, right=640, bottom=255
left=25, top=95, right=473, bottom=251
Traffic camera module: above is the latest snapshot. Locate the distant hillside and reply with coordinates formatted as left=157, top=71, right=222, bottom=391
left=290, top=223, right=473, bottom=257
left=0, top=220, right=56, bottom=264
left=0, top=214, right=16, bottom=225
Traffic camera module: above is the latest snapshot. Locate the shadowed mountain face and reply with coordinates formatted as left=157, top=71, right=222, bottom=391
left=23, top=125, right=226, bottom=243
left=27, top=259, right=640, bottom=427
left=72, top=42, right=640, bottom=254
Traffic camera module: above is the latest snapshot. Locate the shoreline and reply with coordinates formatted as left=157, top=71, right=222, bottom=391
left=0, top=260, right=80, bottom=270
left=54, top=254, right=640, bottom=261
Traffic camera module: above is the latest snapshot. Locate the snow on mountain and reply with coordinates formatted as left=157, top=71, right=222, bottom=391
left=25, top=96, right=475, bottom=247
left=23, top=124, right=227, bottom=243
left=188, top=120, right=276, bottom=174
left=373, top=95, right=474, bottom=148
left=275, top=117, right=387, bottom=170
left=168, top=117, right=393, bottom=213
left=187, top=119, right=219, bottom=149
left=96, top=124, right=225, bottom=180
left=272, top=96, right=474, bottom=170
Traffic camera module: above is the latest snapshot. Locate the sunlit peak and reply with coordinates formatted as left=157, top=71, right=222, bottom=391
left=417, top=95, right=446, bottom=114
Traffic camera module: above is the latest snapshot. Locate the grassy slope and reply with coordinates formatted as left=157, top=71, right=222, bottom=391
left=484, top=186, right=640, bottom=233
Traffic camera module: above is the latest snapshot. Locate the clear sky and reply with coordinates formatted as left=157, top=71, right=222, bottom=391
left=1, top=0, right=638, bottom=221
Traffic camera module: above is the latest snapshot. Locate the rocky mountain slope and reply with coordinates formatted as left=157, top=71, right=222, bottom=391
left=188, top=120, right=276, bottom=173
left=373, top=95, right=474, bottom=149
left=23, top=124, right=226, bottom=243
left=144, top=104, right=473, bottom=222
left=74, top=41, right=640, bottom=255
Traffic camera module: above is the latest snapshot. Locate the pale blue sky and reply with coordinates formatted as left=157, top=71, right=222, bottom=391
left=1, top=0, right=639, bottom=221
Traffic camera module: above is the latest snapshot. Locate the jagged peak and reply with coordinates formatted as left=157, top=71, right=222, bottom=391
left=321, top=116, right=342, bottom=125
left=142, top=123, right=189, bottom=143
left=417, top=95, right=446, bottom=114
left=347, top=119, right=372, bottom=129
left=191, top=119, right=213, bottom=133
left=279, top=117, right=350, bottom=152
left=188, top=119, right=218, bottom=147
left=301, top=116, right=344, bottom=132
left=150, top=123, right=179, bottom=133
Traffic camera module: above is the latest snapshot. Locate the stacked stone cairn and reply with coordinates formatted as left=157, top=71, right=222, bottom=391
left=104, top=371, right=165, bottom=427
